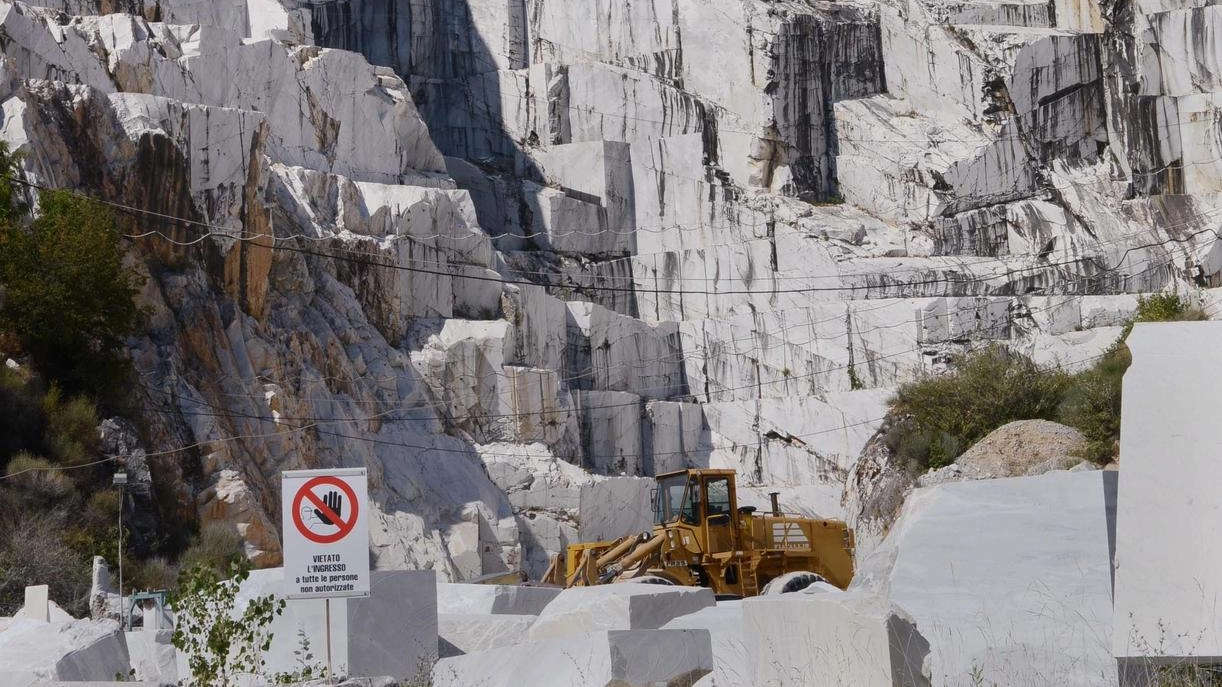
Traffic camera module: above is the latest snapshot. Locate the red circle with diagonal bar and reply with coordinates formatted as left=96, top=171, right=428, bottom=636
left=291, top=476, right=359, bottom=544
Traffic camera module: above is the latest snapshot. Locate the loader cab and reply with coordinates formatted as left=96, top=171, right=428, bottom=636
left=652, top=469, right=740, bottom=554
left=653, top=472, right=699, bottom=525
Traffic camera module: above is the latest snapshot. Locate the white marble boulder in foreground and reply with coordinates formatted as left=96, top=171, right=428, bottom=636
left=125, top=629, right=177, bottom=683
left=432, top=629, right=713, bottom=687
left=436, top=582, right=560, bottom=616
left=0, top=618, right=131, bottom=686
left=528, top=584, right=716, bottom=640
left=662, top=601, right=749, bottom=687
left=438, top=613, right=536, bottom=657
left=1114, top=322, right=1222, bottom=666
left=857, top=471, right=1117, bottom=687
left=745, top=591, right=930, bottom=687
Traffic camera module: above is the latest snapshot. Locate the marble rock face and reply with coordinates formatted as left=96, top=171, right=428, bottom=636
left=577, top=477, right=655, bottom=542
left=0, top=0, right=1216, bottom=615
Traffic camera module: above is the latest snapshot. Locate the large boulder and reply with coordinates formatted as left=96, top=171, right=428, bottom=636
left=855, top=471, right=1117, bottom=687
left=438, top=613, right=536, bottom=657
left=436, top=583, right=560, bottom=616
left=842, top=421, right=918, bottom=557
left=0, top=618, right=131, bottom=686
left=529, top=584, right=716, bottom=640
left=432, top=629, right=713, bottom=687
left=126, top=629, right=177, bottom=683
left=662, top=601, right=748, bottom=687
left=744, top=590, right=930, bottom=687
left=1114, top=322, right=1222, bottom=667
left=917, top=419, right=1089, bottom=487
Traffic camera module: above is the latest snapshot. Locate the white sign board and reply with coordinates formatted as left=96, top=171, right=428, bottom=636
left=282, top=468, right=370, bottom=599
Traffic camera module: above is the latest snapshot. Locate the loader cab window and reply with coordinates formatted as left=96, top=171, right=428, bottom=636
left=682, top=478, right=701, bottom=525
left=705, top=477, right=731, bottom=519
left=654, top=474, right=701, bottom=526
left=655, top=475, right=685, bottom=524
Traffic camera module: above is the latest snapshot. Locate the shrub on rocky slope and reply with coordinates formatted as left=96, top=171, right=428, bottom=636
left=0, top=156, right=200, bottom=614
left=1058, top=293, right=1207, bottom=464
left=887, top=345, right=1071, bottom=470
left=889, top=293, right=1207, bottom=472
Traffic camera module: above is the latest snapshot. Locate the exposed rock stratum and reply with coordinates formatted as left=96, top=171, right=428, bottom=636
left=0, top=0, right=1218, bottom=578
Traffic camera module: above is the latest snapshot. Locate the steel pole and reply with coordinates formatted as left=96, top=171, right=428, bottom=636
left=117, top=484, right=123, bottom=629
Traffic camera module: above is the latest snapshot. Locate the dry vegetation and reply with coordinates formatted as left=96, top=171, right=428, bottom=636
left=887, top=293, right=1207, bottom=472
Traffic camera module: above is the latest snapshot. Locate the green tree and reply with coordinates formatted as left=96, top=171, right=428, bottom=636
left=0, top=149, right=141, bottom=394
left=171, top=561, right=285, bottom=687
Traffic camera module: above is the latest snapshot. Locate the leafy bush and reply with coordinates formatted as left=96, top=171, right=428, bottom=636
left=172, top=562, right=285, bottom=687
left=62, top=490, right=123, bottom=571
left=270, top=630, right=326, bottom=684
left=1057, top=346, right=1130, bottom=464
left=1058, top=292, right=1206, bottom=464
left=128, top=556, right=177, bottom=593
left=0, top=366, right=45, bottom=463
left=888, top=345, right=1071, bottom=470
left=888, top=293, right=1211, bottom=472
left=1126, top=293, right=1207, bottom=334
left=179, top=523, right=245, bottom=576
left=41, top=386, right=99, bottom=468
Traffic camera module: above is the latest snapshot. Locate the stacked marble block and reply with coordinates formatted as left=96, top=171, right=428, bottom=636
left=1130, top=4, right=1222, bottom=195
left=1113, top=322, right=1222, bottom=682
left=413, top=289, right=703, bottom=475
left=434, top=582, right=717, bottom=687
left=438, top=466, right=1120, bottom=687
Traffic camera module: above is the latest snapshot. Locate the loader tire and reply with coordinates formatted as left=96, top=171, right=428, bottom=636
left=761, top=571, right=827, bottom=595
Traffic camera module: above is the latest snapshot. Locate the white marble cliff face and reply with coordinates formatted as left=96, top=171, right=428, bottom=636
left=0, top=0, right=1216, bottom=579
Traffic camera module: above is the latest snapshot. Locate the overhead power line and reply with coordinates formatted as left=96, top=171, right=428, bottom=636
left=6, top=175, right=1213, bottom=300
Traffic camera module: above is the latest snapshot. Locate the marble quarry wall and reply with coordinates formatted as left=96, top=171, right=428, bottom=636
left=0, top=0, right=1217, bottom=582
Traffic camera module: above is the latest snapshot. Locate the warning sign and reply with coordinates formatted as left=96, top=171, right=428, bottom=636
left=282, top=468, right=370, bottom=599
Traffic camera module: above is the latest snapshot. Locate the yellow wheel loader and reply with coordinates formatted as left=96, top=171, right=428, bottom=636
left=541, top=468, right=855, bottom=597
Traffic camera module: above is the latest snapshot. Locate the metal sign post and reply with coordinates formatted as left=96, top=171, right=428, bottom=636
left=112, top=471, right=127, bottom=628
left=281, top=468, right=370, bottom=683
